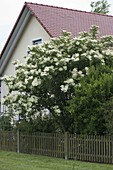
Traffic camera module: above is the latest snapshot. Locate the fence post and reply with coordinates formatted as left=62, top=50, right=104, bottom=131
left=17, top=129, right=20, bottom=153
left=3, top=131, right=6, bottom=150
left=111, top=135, right=113, bottom=164
left=64, top=132, right=68, bottom=160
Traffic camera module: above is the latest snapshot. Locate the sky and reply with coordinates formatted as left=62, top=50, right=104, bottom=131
left=0, top=0, right=113, bottom=52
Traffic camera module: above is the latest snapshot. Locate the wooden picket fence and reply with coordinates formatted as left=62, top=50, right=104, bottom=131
left=0, top=131, right=17, bottom=152
left=0, top=131, right=113, bottom=164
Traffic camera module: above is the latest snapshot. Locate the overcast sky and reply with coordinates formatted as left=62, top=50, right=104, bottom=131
left=0, top=0, right=113, bottom=52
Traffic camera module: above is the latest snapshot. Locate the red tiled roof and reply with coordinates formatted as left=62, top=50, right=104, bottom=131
left=1, top=2, right=113, bottom=58
left=25, top=2, right=113, bottom=37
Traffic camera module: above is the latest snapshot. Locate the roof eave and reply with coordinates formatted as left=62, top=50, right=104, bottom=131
left=0, top=7, right=31, bottom=75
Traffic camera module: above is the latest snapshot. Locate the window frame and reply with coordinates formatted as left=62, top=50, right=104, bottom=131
left=32, top=37, right=43, bottom=45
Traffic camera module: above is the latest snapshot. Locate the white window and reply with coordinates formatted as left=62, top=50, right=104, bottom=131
left=27, top=38, right=43, bottom=55
left=32, top=38, right=43, bottom=45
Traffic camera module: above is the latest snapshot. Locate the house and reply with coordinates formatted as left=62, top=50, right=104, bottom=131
left=0, top=2, right=113, bottom=112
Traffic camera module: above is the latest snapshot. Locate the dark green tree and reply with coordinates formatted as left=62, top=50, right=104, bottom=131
left=90, top=0, right=111, bottom=14
left=104, top=97, right=113, bottom=135
left=67, top=65, right=113, bottom=135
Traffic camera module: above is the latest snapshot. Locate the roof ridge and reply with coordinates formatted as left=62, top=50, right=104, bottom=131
left=25, top=2, right=113, bottom=18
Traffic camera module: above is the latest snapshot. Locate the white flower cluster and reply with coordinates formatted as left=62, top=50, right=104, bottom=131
left=72, top=68, right=78, bottom=79
left=32, top=78, right=41, bottom=86
left=53, top=105, right=61, bottom=114
left=60, top=84, right=69, bottom=92
left=60, top=77, right=75, bottom=92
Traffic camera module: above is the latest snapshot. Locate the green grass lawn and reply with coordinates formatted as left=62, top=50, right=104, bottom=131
left=0, top=151, right=112, bottom=170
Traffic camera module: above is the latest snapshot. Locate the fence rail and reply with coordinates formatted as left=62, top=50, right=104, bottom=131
left=0, top=131, right=113, bottom=164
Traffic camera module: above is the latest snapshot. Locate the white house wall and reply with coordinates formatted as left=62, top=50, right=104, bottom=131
left=3, top=16, right=51, bottom=76
left=1, top=16, right=50, bottom=111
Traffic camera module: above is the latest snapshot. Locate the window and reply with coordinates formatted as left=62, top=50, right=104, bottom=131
left=27, top=50, right=30, bottom=55
left=27, top=38, right=43, bottom=55
left=32, top=38, right=42, bottom=45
